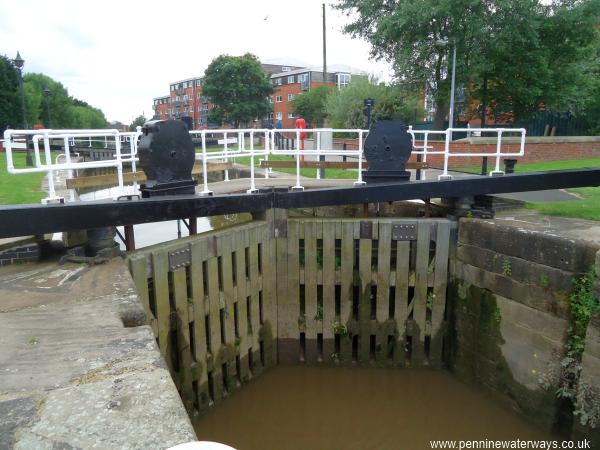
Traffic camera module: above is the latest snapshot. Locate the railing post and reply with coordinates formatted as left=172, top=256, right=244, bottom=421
left=264, top=130, right=270, bottom=179
left=354, top=130, right=366, bottom=186
left=316, top=130, right=321, bottom=180
left=43, top=131, right=57, bottom=201
left=114, top=131, right=124, bottom=194
left=438, top=129, right=453, bottom=180
left=490, top=129, right=504, bottom=176
left=247, top=130, right=259, bottom=193
left=422, top=132, right=429, bottom=181
left=223, top=131, right=230, bottom=182
left=63, top=137, right=75, bottom=201
left=292, top=130, right=303, bottom=191
left=200, top=130, right=213, bottom=195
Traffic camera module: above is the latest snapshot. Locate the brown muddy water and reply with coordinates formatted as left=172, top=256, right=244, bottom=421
left=193, top=365, right=551, bottom=450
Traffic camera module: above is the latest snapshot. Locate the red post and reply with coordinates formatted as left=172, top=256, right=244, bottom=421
left=295, top=118, right=306, bottom=160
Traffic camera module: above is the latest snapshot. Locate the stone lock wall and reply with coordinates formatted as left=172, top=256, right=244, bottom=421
left=450, top=218, right=600, bottom=440
left=574, top=252, right=600, bottom=443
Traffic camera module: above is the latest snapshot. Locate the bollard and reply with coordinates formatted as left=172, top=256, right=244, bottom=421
left=504, top=158, right=517, bottom=174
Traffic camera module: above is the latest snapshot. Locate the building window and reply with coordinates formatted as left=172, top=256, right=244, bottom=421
left=282, top=66, right=291, bottom=72
left=276, top=112, right=282, bottom=120
left=337, top=73, right=351, bottom=88
left=288, top=112, right=294, bottom=119
left=268, top=112, right=273, bottom=120
left=275, top=95, right=282, bottom=103
left=288, top=75, right=295, bottom=84
left=197, top=80, right=202, bottom=87
left=268, top=96, right=273, bottom=103
left=299, top=73, right=309, bottom=91
left=274, top=78, right=282, bottom=86
left=287, top=93, right=294, bottom=101
left=170, top=85, right=174, bottom=91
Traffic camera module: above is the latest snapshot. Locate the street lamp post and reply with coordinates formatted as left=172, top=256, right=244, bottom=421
left=14, top=51, right=33, bottom=166
left=43, top=86, right=52, bottom=128
left=436, top=39, right=457, bottom=141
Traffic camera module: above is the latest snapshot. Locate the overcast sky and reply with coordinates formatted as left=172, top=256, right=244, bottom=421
left=0, top=0, right=393, bottom=124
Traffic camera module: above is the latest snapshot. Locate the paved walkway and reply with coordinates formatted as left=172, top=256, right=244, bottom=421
left=0, top=258, right=196, bottom=449
left=201, top=164, right=579, bottom=203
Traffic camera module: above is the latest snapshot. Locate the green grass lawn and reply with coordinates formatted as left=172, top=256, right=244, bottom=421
left=460, top=158, right=600, bottom=174
left=497, top=158, right=600, bottom=221
left=0, top=152, right=48, bottom=204
left=525, top=187, right=600, bottom=221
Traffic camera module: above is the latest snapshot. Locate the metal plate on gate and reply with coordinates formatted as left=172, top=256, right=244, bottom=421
left=168, top=247, right=191, bottom=271
left=360, top=221, right=373, bottom=239
left=392, top=223, right=417, bottom=241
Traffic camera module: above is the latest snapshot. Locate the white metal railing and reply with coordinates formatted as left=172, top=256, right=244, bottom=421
left=189, top=128, right=368, bottom=194
left=408, top=126, right=526, bottom=179
left=3, top=127, right=142, bottom=203
left=4, top=125, right=527, bottom=203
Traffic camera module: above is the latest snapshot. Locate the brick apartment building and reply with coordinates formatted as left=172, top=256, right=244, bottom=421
left=152, top=62, right=364, bottom=129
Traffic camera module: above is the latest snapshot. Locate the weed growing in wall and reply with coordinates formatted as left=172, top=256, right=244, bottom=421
left=502, top=258, right=512, bottom=277
left=314, top=304, right=324, bottom=321
left=551, top=268, right=600, bottom=428
left=426, top=292, right=434, bottom=311
left=493, top=307, right=502, bottom=324
left=331, top=321, right=348, bottom=337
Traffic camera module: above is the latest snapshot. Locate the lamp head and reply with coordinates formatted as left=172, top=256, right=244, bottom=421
left=14, top=51, right=24, bottom=69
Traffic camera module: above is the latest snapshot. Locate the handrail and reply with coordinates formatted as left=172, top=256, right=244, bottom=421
left=407, top=126, right=526, bottom=180
left=3, top=127, right=142, bottom=203
left=4, top=125, right=526, bottom=203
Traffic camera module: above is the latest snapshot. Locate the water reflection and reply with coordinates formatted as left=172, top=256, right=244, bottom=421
left=76, top=186, right=252, bottom=249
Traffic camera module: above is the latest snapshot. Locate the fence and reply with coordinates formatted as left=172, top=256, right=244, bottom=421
left=3, top=128, right=141, bottom=202
left=3, top=125, right=526, bottom=203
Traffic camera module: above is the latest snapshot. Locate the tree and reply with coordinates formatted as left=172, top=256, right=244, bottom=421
left=326, top=77, right=422, bottom=129
left=336, top=0, right=487, bottom=128
left=335, top=0, right=600, bottom=127
left=290, top=86, right=334, bottom=127
left=202, top=53, right=274, bottom=127
left=23, top=73, right=74, bottom=128
left=469, top=0, right=600, bottom=125
left=72, top=105, right=108, bottom=129
left=0, top=54, right=23, bottom=130
left=129, top=115, right=147, bottom=131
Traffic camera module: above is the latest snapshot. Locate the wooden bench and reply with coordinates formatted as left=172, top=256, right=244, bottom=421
left=259, top=160, right=429, bottom=170
left=66, top=162, right=233, bottom=190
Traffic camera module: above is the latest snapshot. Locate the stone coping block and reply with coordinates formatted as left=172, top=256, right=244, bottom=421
left=458, top=217, right=600, bottom=273
left=0, top=258, right=196, bottom=449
